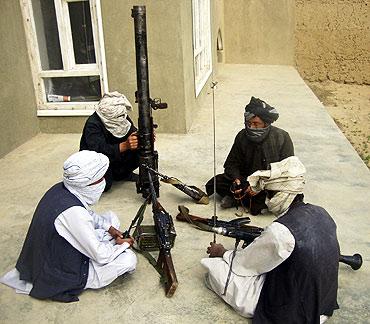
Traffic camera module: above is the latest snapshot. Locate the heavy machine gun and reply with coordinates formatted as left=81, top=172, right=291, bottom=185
left=129, top=170, right=178, bottom=297
left=132, top=5, right=167, bottom=198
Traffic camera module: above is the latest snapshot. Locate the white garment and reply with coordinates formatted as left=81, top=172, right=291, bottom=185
left=63, top=150, right=109, bottom=206
left=201, top=222, right=295, bottom=318
left=64, top=179, right=106, bottom=207
left=96, top=91, right=133, bottom=138
left=0, top=207, right=136, bottom=294
left=247, top=156, right=306, bottom=216
left=201, top=220, right=330, bottom=323
left=63, top=150, right=109, bottom=188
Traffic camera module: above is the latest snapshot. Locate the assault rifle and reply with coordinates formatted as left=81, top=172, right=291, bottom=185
left=176, top=205, right=363, bottom=270
left=131, top=170, right=178, bottom=297
left=143, top=165, right=209, bottom=204
left=177, top=205, right=263, bottom=247
left=132, top=5, right=167, bottom=198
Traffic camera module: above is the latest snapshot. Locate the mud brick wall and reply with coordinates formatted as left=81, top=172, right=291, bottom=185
left=295, top=0, right=369, bottom=84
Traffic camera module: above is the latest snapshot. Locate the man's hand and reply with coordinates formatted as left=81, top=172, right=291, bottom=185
left=206, top=242, right=227, bottom=258
left=246, top=186, right=258, bottom=196
left=231, top=178, right=243, bottom=195
left=115, top=237, right=134, bottom=246
left=108, top=226, right=123, bottom=239
left=119, top=132, right=139, bottom=152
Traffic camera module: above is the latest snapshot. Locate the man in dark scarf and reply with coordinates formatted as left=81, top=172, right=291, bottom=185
left=205, top=96, right=294, bottom=215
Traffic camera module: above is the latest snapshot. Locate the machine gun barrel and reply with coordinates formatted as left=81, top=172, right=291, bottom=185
left=132, top=5, right=167, bottom=198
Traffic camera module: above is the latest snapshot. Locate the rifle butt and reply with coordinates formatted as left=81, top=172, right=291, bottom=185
left=158, top=250, right=178, bottom=297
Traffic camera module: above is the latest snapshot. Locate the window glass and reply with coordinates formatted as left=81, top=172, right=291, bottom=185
left=192, top=0, right=212, bottom=97
left=45, top=76, right=101, bottom=102
left=32, top=0, right=63, bottom=70
left=68, top=1, right=96, bottom=64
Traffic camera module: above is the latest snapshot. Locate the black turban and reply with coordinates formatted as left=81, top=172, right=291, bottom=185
left=244, top=96, right=279, bottom=124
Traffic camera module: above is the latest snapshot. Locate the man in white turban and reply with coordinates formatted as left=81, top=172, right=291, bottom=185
left=202, top=156, right=340, bottom=323
left=80, top=91, right=139, bottom=191
left=0, top=151, right=137, bottom=302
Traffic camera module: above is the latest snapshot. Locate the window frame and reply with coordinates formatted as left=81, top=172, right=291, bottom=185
left=191, top=0, right=212, bottom=97
left=20, top=0, right=108, bottom=116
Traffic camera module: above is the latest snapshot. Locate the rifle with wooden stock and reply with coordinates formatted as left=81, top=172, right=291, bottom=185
left=143, top=165, right=209, bottom=204
left=176, top=205, right=363, bottom=270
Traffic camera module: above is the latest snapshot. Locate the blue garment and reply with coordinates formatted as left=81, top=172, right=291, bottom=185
left=16, top=182, right=89, bottom=302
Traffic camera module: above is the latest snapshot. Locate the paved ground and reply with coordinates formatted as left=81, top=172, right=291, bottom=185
left=0, top=64, right=369, bottom=323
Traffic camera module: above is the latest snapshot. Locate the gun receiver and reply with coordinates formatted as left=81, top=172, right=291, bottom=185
left=133, top=169, right=178, bottom=297
left=143, top=165, right=209, bottom=204
left=132, top=5, right=167, bottom=199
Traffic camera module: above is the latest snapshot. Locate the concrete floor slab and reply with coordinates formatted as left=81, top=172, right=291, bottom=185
left=0, top=64, right=369, bottom=323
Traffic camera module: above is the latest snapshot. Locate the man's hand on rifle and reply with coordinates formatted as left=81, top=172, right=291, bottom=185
left=207, top=242, right=227, bottom=258
left=119, top=132, right=138, bottom=152
left=108, top=226, right=134, bottom=246
left=116, top=237, right=134, bottom=246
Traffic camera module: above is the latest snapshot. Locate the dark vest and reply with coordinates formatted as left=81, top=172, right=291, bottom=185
left=253, top=202, right=339, bottom=324
left=16, top=182, right=89, bottom=302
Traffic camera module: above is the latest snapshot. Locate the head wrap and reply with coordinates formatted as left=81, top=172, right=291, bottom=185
left=63, top=150, right=109, bottom=206
left=247, top=156, right=306, bottom=216
left=244, top=96, right=279, bottom=125
left=245, top=125, right=271, bottom=143
left=95, top=91, right=133, bottom=138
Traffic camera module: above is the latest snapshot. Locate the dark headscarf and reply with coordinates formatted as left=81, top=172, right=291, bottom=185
left=244, top=97, right=279, bottom=124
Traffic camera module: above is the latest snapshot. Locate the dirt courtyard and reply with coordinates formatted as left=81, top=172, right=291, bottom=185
left=307, top=81, right=370, bottom=168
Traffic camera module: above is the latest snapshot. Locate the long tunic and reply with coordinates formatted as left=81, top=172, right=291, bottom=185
left=1, top=197, right=136, bottom=295
left=201, top=222, right=295, bottom=318
left=201, top=205, right=333, bottom=323
left=205, top=126, right=294, bottom=209
left=224, top=126, right=294, bottom=180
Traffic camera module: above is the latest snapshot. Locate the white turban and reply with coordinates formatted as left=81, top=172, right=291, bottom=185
left=63, top=151, right=109, bottom=206
left=247, top=156, right=306, bottom=216
left=96, top=91, right=133, bottom=138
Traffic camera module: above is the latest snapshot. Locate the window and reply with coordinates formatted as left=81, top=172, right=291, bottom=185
left=21, top=0, right=108, bottom=116
left=192, top=0, right=212, bottom=97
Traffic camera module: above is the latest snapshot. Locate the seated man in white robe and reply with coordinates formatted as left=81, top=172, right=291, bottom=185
left=0, top=150, right=137, bottom=302
left=201, top=156, right=339, bottom=323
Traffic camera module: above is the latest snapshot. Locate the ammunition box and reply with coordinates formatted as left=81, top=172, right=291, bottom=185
left=133, top=225, right=176, bottom=251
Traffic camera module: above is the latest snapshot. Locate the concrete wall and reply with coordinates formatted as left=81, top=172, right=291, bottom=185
left=40, top=0, right=216, bottom=134
left=0, top=1, right=39, bottom=158
left=101, top=0, right=184, bottom=133
left=223, top=0, right=295, bottom=65
left=101, top=0, right=210, bottom=134
left=295, top=0, right=370, bottom=84
left=181, top=0, right=223, bottom=129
